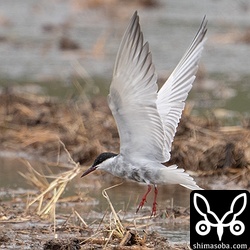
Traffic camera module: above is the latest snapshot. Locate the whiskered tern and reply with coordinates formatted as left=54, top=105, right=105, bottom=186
left=81, top=12, right=207, bottom=216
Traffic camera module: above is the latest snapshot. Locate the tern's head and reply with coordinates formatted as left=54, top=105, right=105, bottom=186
left=81, top=152, right=118, bottom=178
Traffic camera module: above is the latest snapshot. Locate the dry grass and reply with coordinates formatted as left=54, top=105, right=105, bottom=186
left=19, top=141, right=83, bottom=218
left=1, top=92, right=249, bottom=174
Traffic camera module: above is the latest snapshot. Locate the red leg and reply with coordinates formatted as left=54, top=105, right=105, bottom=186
left=136, top=185, right=152, bottom=213
left=151, top=185, right=158, bottom=216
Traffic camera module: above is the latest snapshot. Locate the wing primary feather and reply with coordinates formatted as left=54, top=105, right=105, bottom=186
left=157, top=16, right=207, bottom=162
left=113, top=11, right=139, bottom=77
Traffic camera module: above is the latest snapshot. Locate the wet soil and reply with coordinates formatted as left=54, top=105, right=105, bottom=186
left=1, top=197, right=192, bottom=249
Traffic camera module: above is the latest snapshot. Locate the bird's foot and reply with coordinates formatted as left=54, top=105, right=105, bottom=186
left=136, top=198, right=147, bottom=213
left=136, top=185, right=152, bottom=213
left=151, top=185, right=158, bottom=216
left=151, top=201, right=157, bottom=217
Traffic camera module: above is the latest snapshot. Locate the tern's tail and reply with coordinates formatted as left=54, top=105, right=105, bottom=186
left=159, top=165, right=202, bottom=190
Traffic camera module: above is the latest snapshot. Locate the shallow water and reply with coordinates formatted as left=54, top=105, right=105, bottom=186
left=0, top=0, right=250, bottom=79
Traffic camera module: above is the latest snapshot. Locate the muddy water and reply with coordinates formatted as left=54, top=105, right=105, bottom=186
left=0, top=155, right=193, bottom=243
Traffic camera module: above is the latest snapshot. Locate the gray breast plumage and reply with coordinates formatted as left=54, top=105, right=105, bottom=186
left=107, top=155, right=161, bottom=185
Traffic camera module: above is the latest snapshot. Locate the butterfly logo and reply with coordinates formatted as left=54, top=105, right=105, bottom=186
left=193, top=193, right=247, bottom=241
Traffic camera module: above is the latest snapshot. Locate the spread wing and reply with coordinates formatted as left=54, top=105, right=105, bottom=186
left=108, top=11, right=167, bottom=162
left=156, top=17, right=207, bottom=161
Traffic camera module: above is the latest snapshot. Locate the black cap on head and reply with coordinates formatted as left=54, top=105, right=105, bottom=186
left=81, top=152, right=118, bottom=178
left=92, top=152, right=118, bottom=167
